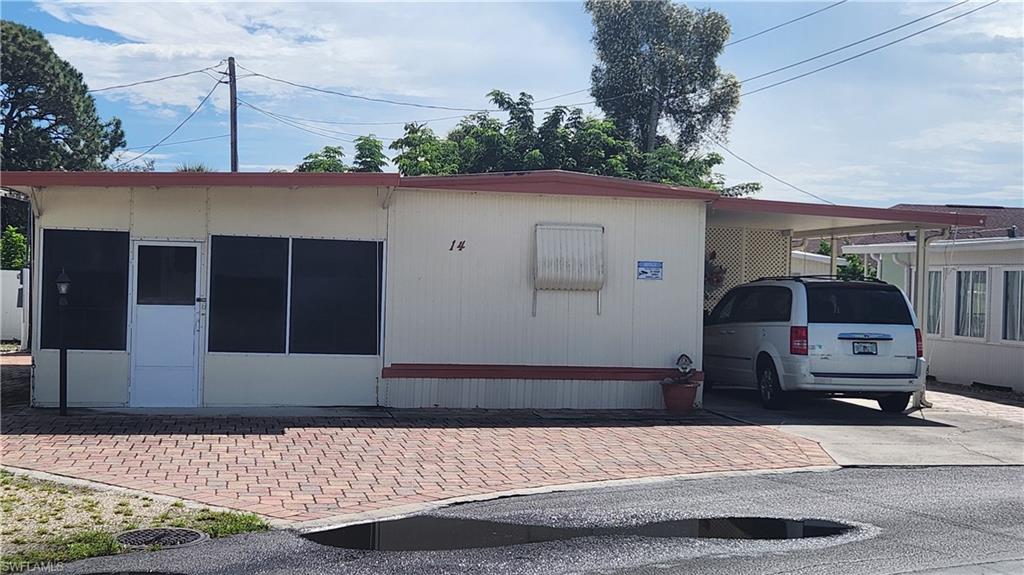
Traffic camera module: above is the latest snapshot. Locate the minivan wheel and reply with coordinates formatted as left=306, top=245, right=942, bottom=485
left=878, top=392, right=911, bottom=413
left=757, top=360, right=786, bottom=410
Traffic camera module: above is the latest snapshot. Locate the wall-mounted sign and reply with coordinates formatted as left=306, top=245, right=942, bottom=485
left=637, top=260, right=663, bottom=280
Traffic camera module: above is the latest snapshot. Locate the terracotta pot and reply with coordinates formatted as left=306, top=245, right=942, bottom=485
left=661, top=381, right=699, bottom=413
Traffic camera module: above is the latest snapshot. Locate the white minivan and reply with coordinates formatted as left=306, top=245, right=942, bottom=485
left=703, top=277, right=925, bottom=412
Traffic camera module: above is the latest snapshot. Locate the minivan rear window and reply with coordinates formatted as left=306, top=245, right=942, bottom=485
left=806, top=284, right=913, bottom=325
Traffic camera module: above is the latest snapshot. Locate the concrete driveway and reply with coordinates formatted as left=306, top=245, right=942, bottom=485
left=703, top=388, right=1024, bottom=466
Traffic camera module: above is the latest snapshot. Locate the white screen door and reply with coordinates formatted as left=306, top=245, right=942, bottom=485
left=130, top=241, right=201, bottom=407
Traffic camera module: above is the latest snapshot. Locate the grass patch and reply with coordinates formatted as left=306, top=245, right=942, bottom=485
left=0, top=470, right=270, bottom=572
left=165, top=510, right=269, bottom=538
left=2, top=530, right=121, bottom=567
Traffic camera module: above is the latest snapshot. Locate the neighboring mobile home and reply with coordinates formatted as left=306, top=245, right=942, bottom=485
left=0, top=171, right=986, bottom=409
left=843, top=205, right=1024, bottom=393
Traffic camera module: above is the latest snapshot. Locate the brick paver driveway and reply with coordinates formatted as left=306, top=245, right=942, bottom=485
left=1, top=364, right=833, bottom=525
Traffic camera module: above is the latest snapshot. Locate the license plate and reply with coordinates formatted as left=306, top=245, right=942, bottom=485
left=853, top=341, right=877, bottom=355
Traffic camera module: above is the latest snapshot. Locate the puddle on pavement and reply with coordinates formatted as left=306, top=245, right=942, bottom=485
left=303, top=516, right=854, bottom=551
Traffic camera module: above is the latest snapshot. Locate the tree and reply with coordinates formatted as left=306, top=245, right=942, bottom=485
left=387, top=90, right=759, bottom=195
left=1, top=196, right=30, bottom=236
left=0, top=225, right=28, bottom=270
left=817, top=240, right=872, bottom=281
left=294, top=146, right=348, bottom=172
left=1, top=20, right=125, bottom=170
left=586, top=0, right=739, bottom=152
left=388, top=125, right=459, bottom=176
left=175, top=162, right=214, bottom=172
left=352, top=136, right=386, bottom=172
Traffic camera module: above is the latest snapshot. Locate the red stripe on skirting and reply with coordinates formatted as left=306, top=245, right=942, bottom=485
left=381, top=364, right=703, bottom=382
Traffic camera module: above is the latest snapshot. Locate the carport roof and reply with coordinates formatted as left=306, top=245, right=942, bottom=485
left=709, top=197, right=987, bottom=238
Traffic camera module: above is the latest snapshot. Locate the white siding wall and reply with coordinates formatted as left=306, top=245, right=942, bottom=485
left=381, top=189, right=706, bottom=408
left=384, top=189, right=706, bottom=368
left=31, top=185, right=387, bottom=407
left=926, top=260, right=1024, bottom=392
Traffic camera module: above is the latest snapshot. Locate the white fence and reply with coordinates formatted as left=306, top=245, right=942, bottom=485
left=1, top=269, right=28, bottom=344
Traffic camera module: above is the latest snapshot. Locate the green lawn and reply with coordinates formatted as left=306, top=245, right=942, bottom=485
left=0, top=470, right=269, bottom=572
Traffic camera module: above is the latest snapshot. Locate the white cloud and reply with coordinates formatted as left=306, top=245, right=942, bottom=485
left=38, top=1, right=593, bottom=114
left=892, top=118, right=1023, bottom=151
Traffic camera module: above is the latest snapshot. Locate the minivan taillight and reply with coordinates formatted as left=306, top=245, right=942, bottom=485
left=790, top=326, right=808, bottom=355
left=915, top=328, right=923, bottom=358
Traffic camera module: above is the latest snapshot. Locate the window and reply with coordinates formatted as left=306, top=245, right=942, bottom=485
left=806, top=284, right=913, bottom=325
left=1004, top=271, right=1024, bottom=342
left=955, top=271, right=987, bottom=338
left=733, top=287, right=792, bottom=323
left=534, top=224, right=605, bottom=291
left=207, top=236, right=383, bottom=355
left=926, top=271, right=942, bottom=335
left=41, top=229, right=129, bottom=350
left=208, top=236, right=289, bottom=353
left=708, top=289, right=744, bottom=324
left=289, top=239, right=382, bottom=355
left=137, top=246, right=196, bottom=305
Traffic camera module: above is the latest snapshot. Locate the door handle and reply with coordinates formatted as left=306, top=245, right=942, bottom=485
left=719, top=330, right=735, bottom=335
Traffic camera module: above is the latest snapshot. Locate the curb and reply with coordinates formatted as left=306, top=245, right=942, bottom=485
left=0, top=465, right=250, bottom=518
left=285, top=464, right=841, bottom=532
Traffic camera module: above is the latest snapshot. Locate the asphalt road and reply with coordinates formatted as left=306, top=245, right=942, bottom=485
left=49, top=466, right=1024, bottom=575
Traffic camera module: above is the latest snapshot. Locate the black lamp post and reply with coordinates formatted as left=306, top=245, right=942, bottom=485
left=56, top=269, right=71, bottom=416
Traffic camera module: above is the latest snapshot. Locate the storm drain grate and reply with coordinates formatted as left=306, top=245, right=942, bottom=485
left=115, top=527, right=207, bottom=548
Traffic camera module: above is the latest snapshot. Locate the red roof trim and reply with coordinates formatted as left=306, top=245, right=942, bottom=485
left=400, top=170, right=719, bottom=201
left=712, top=197, right=987, bottom=228
left=381, top=363, right=702, bottom=381
left=0, top=171, right=399, bottom=188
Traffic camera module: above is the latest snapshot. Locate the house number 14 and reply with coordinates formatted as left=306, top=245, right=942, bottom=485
left=449, top=240, right=467, bottom=251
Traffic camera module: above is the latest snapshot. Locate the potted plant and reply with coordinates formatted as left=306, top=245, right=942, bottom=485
left=661, top=354, right=700, bottom=413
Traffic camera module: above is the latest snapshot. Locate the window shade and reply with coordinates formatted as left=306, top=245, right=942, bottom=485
left=534, top=224, right=605, bottom=291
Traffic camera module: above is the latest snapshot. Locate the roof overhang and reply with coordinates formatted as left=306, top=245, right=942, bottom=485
left=709, top=197, right=986, bottom=238
left=843, top=237, right=1024, bottom=255
left=0, top=171, right=400, bottom=189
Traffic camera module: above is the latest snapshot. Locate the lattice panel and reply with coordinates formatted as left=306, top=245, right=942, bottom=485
left=704, top=226, right=791, bottom=311
left=705, top=227, right=745, bottom=310
left=746, top=228, right=791, bottom=282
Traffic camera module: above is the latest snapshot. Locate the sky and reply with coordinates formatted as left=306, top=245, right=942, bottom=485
left=3, top=0, right=1022, bottom=207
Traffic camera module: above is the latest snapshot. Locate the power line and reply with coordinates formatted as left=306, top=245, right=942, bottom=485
left=742, top=0, right=1000, bottom=97
left=235, top=63, right=486, bottom=112
left=88, top=61, right=225, bottom=93
left=238, top=99, right=356, bottom=143
left=122, top=134, right=229, bottom=151
left=234, top=0, right=990, bottom=134
left=712, top=140, right=835, bottom=205
left=534, top=88, right=590, bottom=103
left=726, top=0, right=848, bottom=47
left=740, top=0, right=970, bottom=84
left=113, top=78, right=222, bottom=167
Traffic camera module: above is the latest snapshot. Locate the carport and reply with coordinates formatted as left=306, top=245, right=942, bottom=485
left=704, top=197, right=986, bottom=407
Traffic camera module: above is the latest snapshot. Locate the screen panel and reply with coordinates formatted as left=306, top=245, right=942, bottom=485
left=41, top=229, right=129, bottom=350
left=208, top=236, right=289, bottom=353
left=289, top=239, right=381, bottom=355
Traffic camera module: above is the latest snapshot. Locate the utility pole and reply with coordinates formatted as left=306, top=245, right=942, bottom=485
left=228, top=57, right=238, bottom=172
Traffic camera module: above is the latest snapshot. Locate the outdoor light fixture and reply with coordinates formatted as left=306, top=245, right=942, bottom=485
left=56, top=268, right=71, bottom=416
left=56, top=269, right=71, bottom=296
